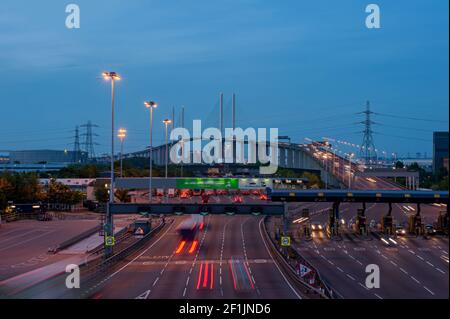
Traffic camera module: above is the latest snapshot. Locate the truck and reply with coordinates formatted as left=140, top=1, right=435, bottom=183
left=177, top=215, right=204, bottom=239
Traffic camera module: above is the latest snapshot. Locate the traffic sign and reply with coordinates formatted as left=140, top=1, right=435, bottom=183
left=135, top=227, right=144, bottom=235
left=105, top=236, right=115, bottom=246
left=281, top=236, right=291, bottom=247
left=299, top=264, right=312, bottom=277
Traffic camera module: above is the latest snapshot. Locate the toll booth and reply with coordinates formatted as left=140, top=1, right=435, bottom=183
left=408, top=214, right=423, bottom=236
left=436, top=211, right=449, bottom=235
left=133, top=219, right=152, bottom=236
left=381, top=203, right=394, bottom=235
left=355, top=208, right=367, bottom=235
left=301, top=208, right=311, bottom=239
left=327, top=208, right=338, bottom=238
left=381, top=215, right=394, bottom=235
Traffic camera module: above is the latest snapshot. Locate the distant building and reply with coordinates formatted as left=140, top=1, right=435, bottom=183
left=399, top=158, right=432, bottom=172
left=0, top=163, right=68, bottom=173
left=39, top=178, right=95, bottom=191
left=8, top=149, right=87, bottom=165
left=433, top=132, right=449, bottom=175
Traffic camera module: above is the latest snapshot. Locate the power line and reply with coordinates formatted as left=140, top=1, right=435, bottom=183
left=374, top=132, right=430, bottom=142
left=374, top=112, right=447, bottom=123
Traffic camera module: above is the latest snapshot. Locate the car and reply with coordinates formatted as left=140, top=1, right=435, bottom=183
left=311, top=221, right=323, bottom=231
left=205, top=189, right=215, bottom=196
left=180, top=191, right=189, bottom=199
left=424, top=224, right=437, bottom=236
left=259, top=194, right=268, bottom=201
left=369, top=219, right=376, bottom=229
left=241, top=190, right=250, bottom=195
left=216, top=189, right=228, bottom=195
left=395, top=225, right=406, bottom=236
left=251, top=189, right=260, bottom=196
left=233, top=196, right=243, bottom=203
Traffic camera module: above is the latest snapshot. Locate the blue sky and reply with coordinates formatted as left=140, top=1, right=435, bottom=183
left=0, top=0, right=448, bottom=158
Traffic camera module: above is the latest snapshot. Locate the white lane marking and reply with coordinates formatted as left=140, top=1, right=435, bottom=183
left=258, top=218, right=302, bottom=299
left=410, top=276, right=420, bottom=284
left=426, top=261, right=434, bottom=267
left=106, top=222, right=174, bottom=280
left=241, top=217, right=260, bottom=296
left=0, top=230, right=56, bottom=252
left=358, top=282, right=369, bottom=290
left=135, top=289, right=151, bottom=299
left=399, top=268, right=408, bottom=275
left=336, top=267, right=344, bottom=273
left=152, top=277, right=159, bottom=287
left=346, top=274, right=356, bottom=281
left=182, top=287, right=187, bottom=297
left=390, top=261, right=397, bottom=267
left=416, top=255, right=424, bottom=261
left=374, top=293, right=383, bottom=299
left=185, top=277, right=190, bottom=286
left=423, top=286, right=435, bottom=296
left=436, top=268, right=445, bottom=274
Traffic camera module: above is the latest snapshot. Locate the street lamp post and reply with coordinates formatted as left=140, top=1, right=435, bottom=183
left=145, top=101, right=158, bottom=203
left=348, top=153, right=354, bottom=189
left=102, top=71, right=120, bottom=256
left=118, top=128, right=127, bottom=178
left=163, top=119, right=172, bottom=178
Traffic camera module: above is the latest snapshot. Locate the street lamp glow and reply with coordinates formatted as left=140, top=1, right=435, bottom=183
left=103, top=71, right=121, bottom=81
left=117, top=128, right=127, bottom=139
left=144, top=100, right=158, bottom=109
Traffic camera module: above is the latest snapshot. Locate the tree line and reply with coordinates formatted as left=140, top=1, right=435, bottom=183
left=0, top=172, right=84, bottom=210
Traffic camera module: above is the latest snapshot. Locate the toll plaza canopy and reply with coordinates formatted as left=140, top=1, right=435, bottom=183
left=108, top=177, right=274, bottom=190
left=267, top=189, right=449, bottom=204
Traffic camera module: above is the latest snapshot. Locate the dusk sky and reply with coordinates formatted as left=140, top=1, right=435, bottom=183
left=0, top=0, right=448, bottom=158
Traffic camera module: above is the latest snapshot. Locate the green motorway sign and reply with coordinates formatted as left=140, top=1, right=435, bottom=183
left=176, top=178, right=239, bottom=189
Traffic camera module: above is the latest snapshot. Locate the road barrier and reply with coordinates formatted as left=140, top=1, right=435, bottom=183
left=48, top=225, right=102, bottom=253
left=73, top=219, right=169, bottom=298
left=262, top=216, right=335, bottom=299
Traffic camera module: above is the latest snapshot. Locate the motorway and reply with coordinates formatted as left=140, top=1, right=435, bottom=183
left=307, top=145, right=405, bottom=190
left=289, top=201, right=449, bottom=299
left=84, top=214, right=302, bottom=299
left=0, top=191, right=447, bottom=299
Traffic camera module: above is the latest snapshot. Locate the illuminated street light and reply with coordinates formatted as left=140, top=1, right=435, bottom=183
left=163, top=119, right=172, bottom=178
left=145, top=100, right=158, bottom=203
left=117, top=128, right=127, bottom=178
left=348, top=153, right=354, bottom=189
left=102, top=71, right=120, bottom=256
